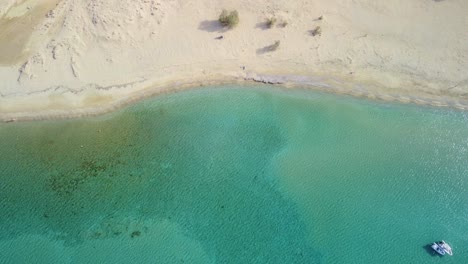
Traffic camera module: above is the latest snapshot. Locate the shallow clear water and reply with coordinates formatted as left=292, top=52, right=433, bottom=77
left=1, top=86, right=467, bottom=263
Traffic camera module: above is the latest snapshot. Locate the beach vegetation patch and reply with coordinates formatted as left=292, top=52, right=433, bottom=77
left=310, top=26, right=322, bottom=36
left=266, top=17, right=277, bottom=28
left=219, top=9, right=239, bottom=29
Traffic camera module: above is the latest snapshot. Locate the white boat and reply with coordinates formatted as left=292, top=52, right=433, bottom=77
left=431, top=241, right=453, bottom=256
left=438, top=240, right=453, bottom=256
left=431, top=242, right=445, bottom=255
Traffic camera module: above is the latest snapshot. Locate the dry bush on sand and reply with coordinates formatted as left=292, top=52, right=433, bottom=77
left=219, top=10, right=239, bottom=29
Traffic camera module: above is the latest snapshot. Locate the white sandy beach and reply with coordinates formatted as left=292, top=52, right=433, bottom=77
left=0, top=0, right=467, bottom=121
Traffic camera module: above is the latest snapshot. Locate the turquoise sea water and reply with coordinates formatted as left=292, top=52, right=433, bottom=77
left=1, top=85, right=467, bottom=263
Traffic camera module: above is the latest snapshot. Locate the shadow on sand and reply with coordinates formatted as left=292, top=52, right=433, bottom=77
left=256, top=42, right=280, bottom=55
left=255, top=22, right=269, bottom=30
left=198, top=20, right=227, bottom=33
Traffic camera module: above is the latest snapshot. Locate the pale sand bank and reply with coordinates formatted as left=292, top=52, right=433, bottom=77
left=0, top=0, right=467, bottom=121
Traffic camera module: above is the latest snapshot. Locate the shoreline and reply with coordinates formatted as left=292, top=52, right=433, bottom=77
left=1, top=0, right=467, bottom=122
left=1, top=72, right=467, bottom=123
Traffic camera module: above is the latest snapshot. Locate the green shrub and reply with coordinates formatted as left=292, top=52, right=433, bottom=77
left=310, top=26, right=322, bottom=36
left=266, top=17, right=277, bottom=28
left=219, top=9, right=239, bottom=28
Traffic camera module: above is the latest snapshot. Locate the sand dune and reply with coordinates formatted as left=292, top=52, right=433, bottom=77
left=0, top=0, right=467, bottom=121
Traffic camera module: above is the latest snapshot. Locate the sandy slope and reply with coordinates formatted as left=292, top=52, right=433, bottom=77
left=0, top=0, right=467, bottom=120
